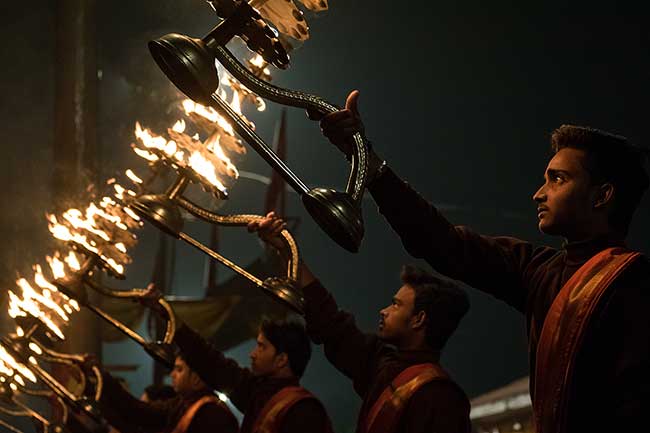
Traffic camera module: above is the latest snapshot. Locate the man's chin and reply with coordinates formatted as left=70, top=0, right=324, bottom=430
left=250, top=367, right=265, bottom=377
left=538, top=220, right=558, bottom=235
left=377, top=329, right=393, bottom=343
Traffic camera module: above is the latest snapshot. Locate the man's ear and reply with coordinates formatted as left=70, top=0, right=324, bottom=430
left=411, top=310, right=427, bottom=330
left=274, top=352, right=289, bottom=370
left=594, top=182, right=615, bottom=209
left=189, top=371, right=205, bottom=389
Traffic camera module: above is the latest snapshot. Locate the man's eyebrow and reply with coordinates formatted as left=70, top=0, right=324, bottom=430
left=392, top=297, right=400, bottom=304
left=547, top=168, right=570, bottom=177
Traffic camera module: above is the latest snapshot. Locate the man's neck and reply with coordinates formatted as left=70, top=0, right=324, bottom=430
left=181, top=387, right=210, bottom=399
left=397, top=338, right=432, bottom=352
left=564, top=228, right=625, bottom=245
left=267, top=369, right=295, bottom=380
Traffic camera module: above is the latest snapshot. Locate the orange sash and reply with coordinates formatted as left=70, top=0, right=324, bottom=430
left=252, top=386, right=324, bottom=433
left=533, top=247, right=640, bottom=433
left=170, top=395, right=233, bottom=433
left=362, top=363, right=449, bottom=433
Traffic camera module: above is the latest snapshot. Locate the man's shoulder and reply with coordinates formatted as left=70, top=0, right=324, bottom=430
left=283, top=392, right=329, bottom=421
left=410, top=377, right=470, bottom=410
left=280, top=393, right=332, bottom=433
left=191, top=398, right=237, bottom=427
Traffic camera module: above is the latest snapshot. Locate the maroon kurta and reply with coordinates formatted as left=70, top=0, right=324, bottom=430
left=303, top=280, right=471, bottom=433
left=368, top=166, right=650, bottom=431
left=175, top=325, right=332, bottom=433
left=99, top=372, right=238, bottom=433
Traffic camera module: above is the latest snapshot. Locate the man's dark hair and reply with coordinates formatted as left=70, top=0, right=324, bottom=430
left=551, top=125, right=649, bottom=235
left=144, top=384, right=176, bottom=402
left=260, top=318, right=312, bottom=378
left=400, top=265, right=470, bottom=350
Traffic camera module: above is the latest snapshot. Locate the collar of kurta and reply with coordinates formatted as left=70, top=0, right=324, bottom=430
left=180, top=389, right=217, bottom=408
left=256, top=376, right=301, bottom=393
left=563, top=234, right=626, bottom=265
left=394, top=348, right=441, bottom=365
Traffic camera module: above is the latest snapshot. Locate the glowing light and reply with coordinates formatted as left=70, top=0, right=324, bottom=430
left=125, top=169, right=143, bottom=184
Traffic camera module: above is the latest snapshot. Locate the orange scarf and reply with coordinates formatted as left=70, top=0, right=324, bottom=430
left=362, top=363, right=449, bottom=433
left=534, top=247, right=640, bottom=433
left=252, top=386, right=331, bottom=433
left=170, top=395, right=234, bottom=433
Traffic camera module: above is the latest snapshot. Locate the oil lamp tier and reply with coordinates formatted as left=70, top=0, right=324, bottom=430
left=148, top=11, right=369, bottom=252
left=131, top=173, right=305, bottom=314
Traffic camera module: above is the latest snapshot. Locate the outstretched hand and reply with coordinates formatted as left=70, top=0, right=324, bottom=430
left=80, top=353, right=100, bottom=372
left=248, top=212, right=317, bottom=288
left=247, top=211, right=287, bottom=251
left=317, top=90, right=365, bottom=159
left=141, top=283, right=162, bottom=300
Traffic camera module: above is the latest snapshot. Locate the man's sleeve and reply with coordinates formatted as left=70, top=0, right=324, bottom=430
left=607, top=264, right=650, bottom=429
left=187, top=404, right=239, bottom=433
left=174, top=324, right=257, bottom=411
left=369, top=167, right=542, bottom=312
left=98, top=372, right=168, bottom=432
left=303, top=279, right=386, bottom=397
left=280, top=399, right=332, bottom=433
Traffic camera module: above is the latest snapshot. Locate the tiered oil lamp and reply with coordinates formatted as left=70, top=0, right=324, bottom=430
left=148, top=0, right=369, bottom=253
left=43, top=198, right=177, bottom=366
left=0, top=316, right=105, bottom=428
left=131, top=169, right=304, bottom=314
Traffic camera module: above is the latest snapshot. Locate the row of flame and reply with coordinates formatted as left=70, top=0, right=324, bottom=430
left=0, top=57, right=268, bottom=394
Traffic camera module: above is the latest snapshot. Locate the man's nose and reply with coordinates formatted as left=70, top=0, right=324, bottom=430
left=533, top=185, right=546, bottom=202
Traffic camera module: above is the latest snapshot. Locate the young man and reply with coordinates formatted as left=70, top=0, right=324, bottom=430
left=249, top=215, right=471, bottom=433
left=173, top=318, right=333, bottom=433
left=318, top=90, right=650, bottom=432
left=97, top=354, right=238, bottom=433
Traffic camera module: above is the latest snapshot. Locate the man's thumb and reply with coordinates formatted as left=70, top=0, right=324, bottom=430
left=345, top=90, right=361, bottom=116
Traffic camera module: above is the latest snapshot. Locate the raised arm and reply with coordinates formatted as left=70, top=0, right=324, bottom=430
left=248, top=214, right=388, bottom=397
left=98, top=371, right=168, bottom=432
left=368, top=166, right=542, bottom=311
left=317, top=90, right=548, bottom=312
left=174, top=324, right=257, bottom=412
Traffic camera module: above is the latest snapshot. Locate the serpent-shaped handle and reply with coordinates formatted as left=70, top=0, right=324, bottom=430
left=175, top=196, right=299, bottom=280
left=212, top=45, right=368, bottom=204
left=84, top=279, right=176, bottom=345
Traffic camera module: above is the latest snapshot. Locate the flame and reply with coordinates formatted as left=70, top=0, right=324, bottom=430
left=0, top=344, right=36, bottom=383
left=28, top=343, right=42, bottom=355
left=46, top=217, right=125, bottom=275
left=9, top=283, right=66, bottom=340
left=188, top=152, right=228, bottom=192
left=181, top=100, right=236, bottom=136
left=133, top=147, right=159, bottom=162
left=173, top=120, right=186, bottom=133
left=123, top=207, right=140, bottom=221
left=231, top=89, right=243, bottom=115
left=133, top=119, right=240, bottom=195
left=46, top=255, right=66, bottom=279
left=64, top=251, right=81, bottom=272
left=205, top=134, right=239, bottom=178
left=250, top=54, right=266, bottom=68
left=46, top=181, right=140, bottom=277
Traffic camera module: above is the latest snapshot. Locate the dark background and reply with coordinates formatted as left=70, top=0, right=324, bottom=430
left=1, top=1, right=649, bottom=432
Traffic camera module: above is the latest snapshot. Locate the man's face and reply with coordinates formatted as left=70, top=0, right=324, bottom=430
left=170, top=356, right=200, bottom=395
left=533, top=147, right=600, bottom=238
left=249, top=332, right=281, bottom=377
left=378, top=285, right=418, bottom=345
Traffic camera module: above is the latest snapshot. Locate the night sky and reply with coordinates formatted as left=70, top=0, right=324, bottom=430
left=1, top=1, right=650, bottom=432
